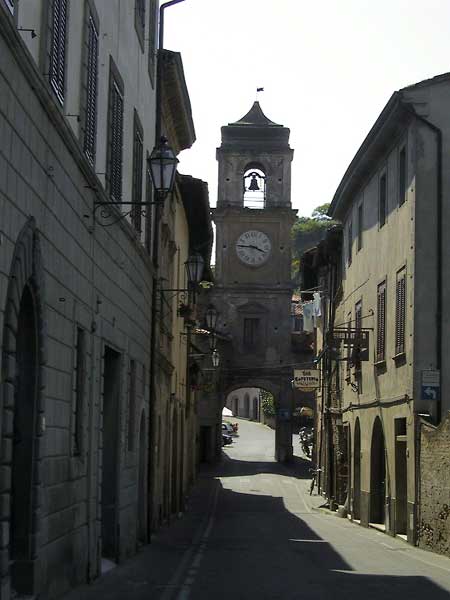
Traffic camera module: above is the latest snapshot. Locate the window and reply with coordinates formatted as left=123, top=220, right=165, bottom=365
left=128, top=360, right=136, bottom=451
left=243, top=318, right=259, bottom=350
left=148, top=0, right=158, bottom=87
left=395, top=267, right=406, bottom=355
left=145, top=152, right=155, bottom=256
left=354, top=300, right=363, bottom=392
left=4, top=0, right=14, bottom=15
left=376, top=281, right=386, bottom=362
left=357, top=202, right=363, bottom=251
left=347, top=220, right=353, bottom=265
left=74, top=327, right=86, bottom=455
left=82, top=11, right=99, bottom=166
left=379, top=172, right=387, bottom=227
left=131, top=111, right=144, bottom=232
left=49, top=0, right=68, bottom=104
left=399, top=146, right=406, bottom=206
left=135, top=0, right=146, bottom=50
left=106, top=61, right=124, bottom=203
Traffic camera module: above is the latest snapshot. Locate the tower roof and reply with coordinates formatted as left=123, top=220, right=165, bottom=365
left=229, top=101, right=283, bottom=128
left=220, top=101, right=290, bottom=149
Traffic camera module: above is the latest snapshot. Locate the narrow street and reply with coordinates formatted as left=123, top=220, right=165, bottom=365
left=64, top=419, right=450, bottom=600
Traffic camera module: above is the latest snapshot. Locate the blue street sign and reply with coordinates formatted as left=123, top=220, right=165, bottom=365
left=421, top=370, right=440, bottom=401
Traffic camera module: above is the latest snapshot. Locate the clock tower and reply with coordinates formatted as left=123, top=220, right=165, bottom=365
left=212, top=102, right=297, bottom=461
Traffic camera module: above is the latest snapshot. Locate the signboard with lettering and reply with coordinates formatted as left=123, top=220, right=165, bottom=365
left=293, top=369, right=320, bottom=391
left=329, top=329, right=369, bottom=361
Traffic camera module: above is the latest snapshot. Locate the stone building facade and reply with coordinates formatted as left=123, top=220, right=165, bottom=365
left=304, top=73, right=450, bottom=554
left=0, top=1, right=209, bottom=598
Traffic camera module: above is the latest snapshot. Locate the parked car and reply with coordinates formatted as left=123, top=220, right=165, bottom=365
left=222, top=433, right=233, bottom=446
left=222, top=422, right=235, bottom=435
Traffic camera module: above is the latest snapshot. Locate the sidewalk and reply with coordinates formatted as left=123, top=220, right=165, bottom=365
left=62, top=466, right=219, bottom=600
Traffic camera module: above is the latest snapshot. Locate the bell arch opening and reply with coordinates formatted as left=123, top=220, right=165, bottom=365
left=243, top=165, right=266, bottom=209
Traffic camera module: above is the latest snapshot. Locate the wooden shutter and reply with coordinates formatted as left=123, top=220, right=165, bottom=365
left=376, top=281, right=386, bottom=362
left=49, top=0, right=68, bottom=104
left=395, top=270, right=406, bottom=355
left=109, top=81, right=124, bottom=202
left=83, top=15, right=99, bottom=165
left=131, top=117, right=144, bottom=232
left=145, top=158, right=154, bottom=256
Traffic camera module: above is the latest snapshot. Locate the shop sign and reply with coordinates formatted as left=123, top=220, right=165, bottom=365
left=293, top=369, right=320, bottom=391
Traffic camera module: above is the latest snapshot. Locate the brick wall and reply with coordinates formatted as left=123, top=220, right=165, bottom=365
left=418, top=412, right=450, bottom=557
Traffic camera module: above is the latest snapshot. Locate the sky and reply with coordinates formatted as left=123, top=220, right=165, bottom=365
left=164, top=0, right=450, bottom=218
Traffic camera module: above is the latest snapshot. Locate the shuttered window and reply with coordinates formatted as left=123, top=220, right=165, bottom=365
left=347, top=220, right=352, bottom=265
left=4, top=0, right=14, bottom=14
left=145, top=155, right=155, bottom=256
left=49, top=0, right=68, bottom=105
left=357, top=202, right=363, bottom=251
left=83, top=14, right=99, bottom=166
left=399, top=146, right=406, bottom=206
left=135, top=0, right=146, bottom=49
left=379, top=172, right=387, bottom=227
left=148, top=0, right=158, bottom=86
left=376, top=281, right=386, bottom=362
left=395, top=268, right=406, bottom=355
left=131, top=113, right=144, bottom=232
left=107, top=68, right=124, bottom=203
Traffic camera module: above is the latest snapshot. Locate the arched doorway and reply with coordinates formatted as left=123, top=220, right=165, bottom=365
left=370, top=417, right=386, bottom=525
left=353, top=419, right=361, bottom=520
left=137, top=411, right=147, bottom=544
left=10, top=286, right=39, bottom=593
left=1, top=218, right=45, bottom=596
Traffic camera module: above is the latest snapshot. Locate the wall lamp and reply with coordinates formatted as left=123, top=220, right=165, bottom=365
left=159, top=253, right=205, bottom=308
left=92, top=136, right=178, bottom=226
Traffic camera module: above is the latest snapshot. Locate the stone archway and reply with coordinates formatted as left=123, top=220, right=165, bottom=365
left=353, top=418, right=361, bottom=521
left=1, top=217, right=46, bottom=596
left=370, top=417, right=386, bottom=525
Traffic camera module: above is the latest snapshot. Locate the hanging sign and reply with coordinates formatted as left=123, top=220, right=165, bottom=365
left=421, top=370, right=440, bottom=401
left=293, top=369, right=320, bottom=391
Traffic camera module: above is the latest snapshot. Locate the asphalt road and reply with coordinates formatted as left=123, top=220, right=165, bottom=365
left=63, top=418, right=450, bottom=600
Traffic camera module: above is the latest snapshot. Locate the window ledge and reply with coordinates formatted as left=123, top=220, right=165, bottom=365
left=374, top=359, right=386, bottom=367
left=392, top=352, right=405, bottom=360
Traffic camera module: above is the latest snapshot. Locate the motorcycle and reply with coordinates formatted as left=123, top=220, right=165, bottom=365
left=299, top=427, right=313, bottom=458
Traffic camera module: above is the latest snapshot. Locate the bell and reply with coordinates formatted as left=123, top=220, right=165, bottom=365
left=248, top=174, right=260, bottom=191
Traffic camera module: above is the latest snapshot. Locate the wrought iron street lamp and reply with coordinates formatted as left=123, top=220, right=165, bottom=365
left=185, top=253, right=205, bottom=287
left=148, top=137, right=179, bottom=196
left=205, top=304, right=219, bottom=331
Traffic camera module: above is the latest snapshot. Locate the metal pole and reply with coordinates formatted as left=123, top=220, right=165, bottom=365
left=148, top=0, right=187, bottom=540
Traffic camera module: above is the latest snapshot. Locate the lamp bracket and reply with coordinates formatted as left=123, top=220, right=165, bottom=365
left=92, top=200, right=164, bottom=227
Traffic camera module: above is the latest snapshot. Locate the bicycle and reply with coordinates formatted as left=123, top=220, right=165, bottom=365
left=309, top=467, right=322, bottom=495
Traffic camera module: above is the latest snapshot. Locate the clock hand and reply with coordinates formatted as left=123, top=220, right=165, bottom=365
left=237, top=244, right=265, bottom=253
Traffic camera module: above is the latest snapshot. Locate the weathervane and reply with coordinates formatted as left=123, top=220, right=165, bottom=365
left=256, top=86, right=264, bottom=100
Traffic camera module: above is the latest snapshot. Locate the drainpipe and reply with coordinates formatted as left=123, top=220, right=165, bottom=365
left=148, top=0, right=186, bottom=540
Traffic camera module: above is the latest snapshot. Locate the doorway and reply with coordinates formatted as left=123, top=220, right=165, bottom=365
left=10, top=285, right=38, bottom=595
left=137, top=412, right=147, bottom=544
left=394, top=418, right=407, bottom=535
left=101, top=346, right=121, bottom=561
left=370, top=417, right=386, bottom=524
left=353, top=419, right=361, bottom=520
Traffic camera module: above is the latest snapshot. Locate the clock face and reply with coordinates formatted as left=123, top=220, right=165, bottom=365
left=235, top=230, right=272, bottom=266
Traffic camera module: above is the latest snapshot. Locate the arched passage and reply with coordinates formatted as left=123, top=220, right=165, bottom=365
left=370, top=417, right=386, bottom=525
left=353, top=419, right=361, bottom=520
